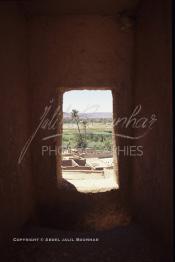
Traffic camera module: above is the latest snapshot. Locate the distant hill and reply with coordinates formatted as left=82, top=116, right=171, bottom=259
left=63, top=112, right=112, bottom=119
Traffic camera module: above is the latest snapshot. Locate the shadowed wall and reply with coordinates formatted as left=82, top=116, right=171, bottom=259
left=0, top=1, right=172, bottom=255
left=0, top=4, right=35, bottom=243
left=29, top=15, right=135, bottom=206
left=131, top=0, right=172, bottom=250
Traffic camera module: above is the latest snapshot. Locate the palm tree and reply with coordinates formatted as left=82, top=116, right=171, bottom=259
left=71, top=109, right=83, bottom=143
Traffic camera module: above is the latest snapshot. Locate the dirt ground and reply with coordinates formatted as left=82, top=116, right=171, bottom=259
left=62, top=169, right=118, bottom=193
left=62, top=157, right=118, bottom=193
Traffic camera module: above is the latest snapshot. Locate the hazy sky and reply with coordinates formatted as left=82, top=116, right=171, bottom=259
left=63, top=90, right=112, bottom=113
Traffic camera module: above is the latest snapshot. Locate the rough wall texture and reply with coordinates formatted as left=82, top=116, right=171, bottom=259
left=0, top=4, right=35, bottom=243
left=29, top=15, right=135, bottom=206
left=131, top=0, right=172, bottom=250
left=0, top=0, right=172, bottom=248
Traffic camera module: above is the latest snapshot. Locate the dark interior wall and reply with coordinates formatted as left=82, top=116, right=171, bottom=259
left=29, top=15, right=135, bottom=206
left=131, top=0, right=172, bottom=248
left=29, top=15, right=134, bottom=87
left=0, top=0, right=172, bottom=248
left=0, top=4, right=35, bottom=242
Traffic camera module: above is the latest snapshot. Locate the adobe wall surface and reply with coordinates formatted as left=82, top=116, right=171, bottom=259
left=29, top=15, right=135, bottom=206
left=1, top=0, right=171, bottom=244
left=0, top=4, right=35, bottom=243
left=131, top=0, right=172, bottom=249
